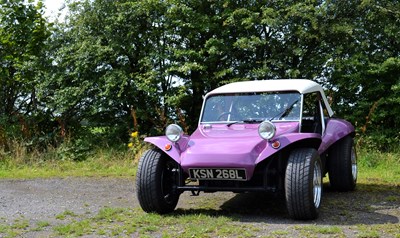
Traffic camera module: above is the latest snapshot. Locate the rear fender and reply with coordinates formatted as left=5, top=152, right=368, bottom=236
left=144, top=136, right=189, bottom=164
left=256, top=133, right=322, bottom=164
left=320, top=119, right=355, bottom=154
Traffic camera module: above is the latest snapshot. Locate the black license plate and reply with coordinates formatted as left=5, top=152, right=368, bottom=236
left=189, top=168, right=247, bottom=181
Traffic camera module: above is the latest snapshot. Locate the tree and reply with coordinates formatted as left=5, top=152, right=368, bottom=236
left=40, top=0, right=181, bottom=143
left=0, top=0, right=50, bottom=143
left=3, top=0, right=398, bottom=152
left=320, top=0, right=400, bottom=149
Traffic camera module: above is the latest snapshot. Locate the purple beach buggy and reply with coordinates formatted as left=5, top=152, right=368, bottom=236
left=136, top=79, right=357, bottom=220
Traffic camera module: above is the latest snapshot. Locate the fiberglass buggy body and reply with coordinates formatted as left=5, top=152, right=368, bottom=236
left=136, top=79, right=357, bottom=220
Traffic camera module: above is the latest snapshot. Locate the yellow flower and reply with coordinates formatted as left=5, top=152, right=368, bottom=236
left=128, top=142, right=134, bottom=148
left=131, top=131, right=139, bottom=138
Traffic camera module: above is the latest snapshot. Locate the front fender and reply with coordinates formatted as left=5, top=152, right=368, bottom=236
left=255, top=133, right=322, bottom=164
left=144, top=136, right=189, bottom=164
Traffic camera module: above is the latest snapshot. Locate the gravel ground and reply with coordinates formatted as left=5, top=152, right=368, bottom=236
left=0, top=177, right=399, bottom=237
left=0, top=178, right=136, bottom=222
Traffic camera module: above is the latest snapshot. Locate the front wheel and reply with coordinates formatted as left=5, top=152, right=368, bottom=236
left=136, top=148, right=180, bottom=214
left=285, top=148, right=322, bottom=220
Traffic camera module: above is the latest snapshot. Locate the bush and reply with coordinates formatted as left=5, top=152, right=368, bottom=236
left=357, top=131, right=400, bottom=153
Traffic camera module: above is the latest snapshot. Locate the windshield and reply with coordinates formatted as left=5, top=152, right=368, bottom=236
left=200, top=91, right=301, bottom=123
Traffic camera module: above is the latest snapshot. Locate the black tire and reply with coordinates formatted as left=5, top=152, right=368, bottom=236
left=285, top=148, right=322, bottom=220
left=136, top=148, right=180, bottom=214
left=328, top=135, right=357, bottom=191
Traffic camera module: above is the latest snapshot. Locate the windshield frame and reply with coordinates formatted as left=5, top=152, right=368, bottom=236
left=199, top=90, right=302, bottom=125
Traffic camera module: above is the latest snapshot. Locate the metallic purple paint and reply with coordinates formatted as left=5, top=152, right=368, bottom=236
left=144, top=135, right=189, bottom=163
left=319, top=118, right=355, bottom=154
left=145, top=121, right=341, bottom=180
left=255, top=132, right=322, bottom=164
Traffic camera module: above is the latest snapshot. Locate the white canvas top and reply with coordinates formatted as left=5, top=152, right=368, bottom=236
left=205, top=79, right=334, bottom=117
left=208, top=79, right=321, bottom=95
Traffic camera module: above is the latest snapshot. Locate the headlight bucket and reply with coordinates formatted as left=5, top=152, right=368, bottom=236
left=258, top=121, right=276, bottom=140
left=165, top=124, right=183, bottom=142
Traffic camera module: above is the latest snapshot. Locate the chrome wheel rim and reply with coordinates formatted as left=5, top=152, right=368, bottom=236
left=351, top=147, right=357, bottom=182
left=313, top=161, right=322, bottom=208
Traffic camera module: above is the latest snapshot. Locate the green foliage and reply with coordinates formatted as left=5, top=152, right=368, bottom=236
left=38, top=0, right=180, bottom=139
left=1, top=0, right=399, bottom=154
left=324, top=0, right=400, bottom=148
left=57, top=138, right=93, bottom=161
left=0, top=0, right=57, bottom=154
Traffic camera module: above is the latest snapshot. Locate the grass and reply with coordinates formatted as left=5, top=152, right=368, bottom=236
left=31, top=221, right=51, bottom=232
left=1, top=207, right=396, bottom=238
left=0, top=147, right=140, bottom=179
left=55, top=210, right=78, bottom=220
left=356, top=224, right=400, bottom=238
left=50, top=207, right=251, bottom=237
left=294, top=225, right=343, bottom=235
left=0, top=219, right=30, bottom=238
left=357, top=150, right=400, bottom=185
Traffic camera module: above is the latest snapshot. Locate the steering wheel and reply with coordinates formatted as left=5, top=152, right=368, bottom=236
left=217, top=111, right=232, bottom=120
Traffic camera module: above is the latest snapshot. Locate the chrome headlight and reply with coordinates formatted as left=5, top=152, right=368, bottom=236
left=165, top=124, right=183, bottom=142
left=258, top=121, right=276, bottom=140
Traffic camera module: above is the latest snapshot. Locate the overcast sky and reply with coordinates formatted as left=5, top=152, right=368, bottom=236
left=42, top=0, right=66, bottom=20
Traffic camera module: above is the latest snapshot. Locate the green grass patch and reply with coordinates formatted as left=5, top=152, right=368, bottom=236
left=31, top=221, right=51, bottom=232
left=0, top=207, right=253, bottom=237
left=55, top=210, right=78, bottom=220
left=295, top=225, right=343, bottom=236
left=50, top=207, right=255, bottom=237
left=0, top=218, right=30, bottom=238
left=357, top=150, right=400, bottom=185
left=10, top=219, right=29, bottom=230
left=53, top=219, right=92, bottom=236
left=0, top=148, right=139, bottom=179
left=356, top=224, right=400, bottom=238
left=270, top=229, right=290, bottom=236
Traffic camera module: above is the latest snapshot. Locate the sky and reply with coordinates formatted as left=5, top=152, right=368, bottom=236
left=42, top=0, right=67, bottom=20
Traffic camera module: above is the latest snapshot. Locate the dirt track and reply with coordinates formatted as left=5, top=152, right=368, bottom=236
left=1, top=177, right=399, bottom=237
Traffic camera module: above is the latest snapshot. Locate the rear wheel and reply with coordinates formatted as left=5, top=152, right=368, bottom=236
left=328, top=135, right=357, bottom=191
left=136, top=148, right=180, bottom=214
left=285, top=148, right=322, bottom=220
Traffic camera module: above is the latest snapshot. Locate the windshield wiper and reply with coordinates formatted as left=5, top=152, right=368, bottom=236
left=227, top=118, right=264, bottom=127
left=269, top=99, right=299, bottom=121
